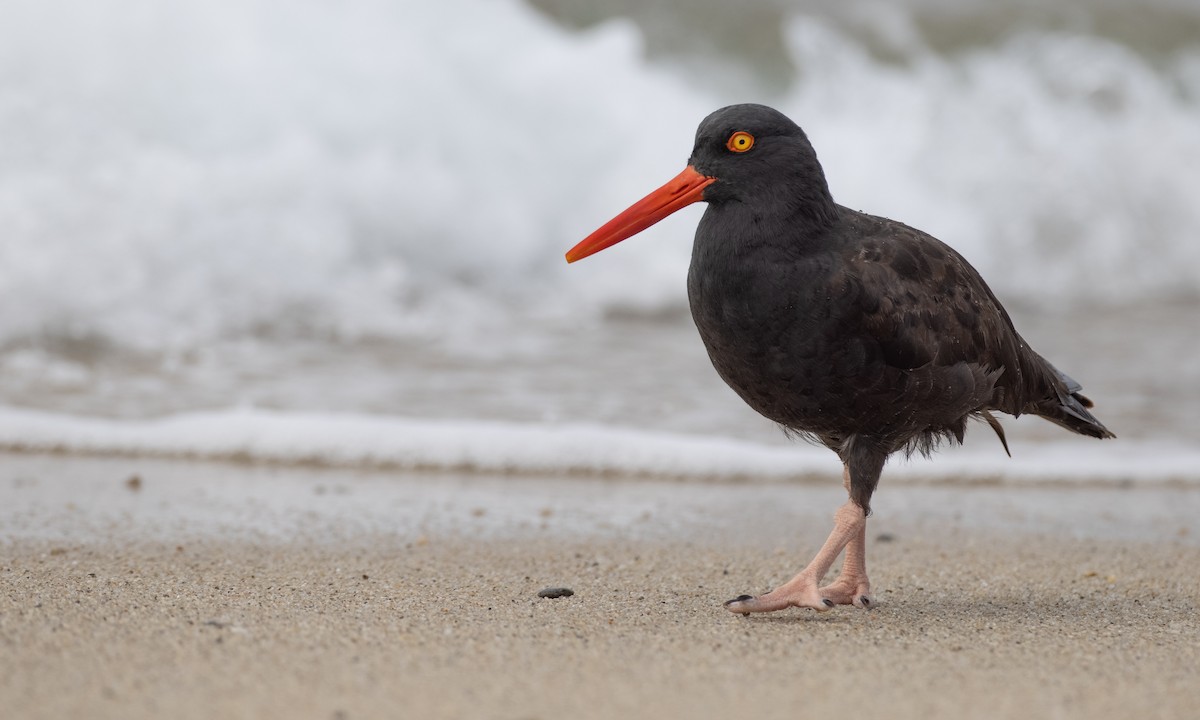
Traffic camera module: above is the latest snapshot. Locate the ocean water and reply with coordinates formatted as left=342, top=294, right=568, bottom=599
left=1, top=0, right=1198, bottom=482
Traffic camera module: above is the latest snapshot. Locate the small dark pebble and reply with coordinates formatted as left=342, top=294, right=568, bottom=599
left=537, top=587, right=574, bottom=599
left=125, top=474, right=142, bottom=491
left=875, top=532, right=897, bottom=543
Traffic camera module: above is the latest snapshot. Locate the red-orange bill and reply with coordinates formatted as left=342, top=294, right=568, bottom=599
left=565, top=166, right=715, bottom=263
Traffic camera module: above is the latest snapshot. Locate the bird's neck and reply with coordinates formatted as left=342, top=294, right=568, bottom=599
left=773, top=166, right=840, bottom=231
left=757, top=151, right=842, bottom=231
left=695, top=192, right=842, bottom=263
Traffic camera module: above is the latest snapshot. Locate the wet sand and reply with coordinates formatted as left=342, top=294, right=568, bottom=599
left=2, top=454, right=1198, bottom=719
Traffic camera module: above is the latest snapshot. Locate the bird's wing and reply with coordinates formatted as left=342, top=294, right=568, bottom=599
left=829, top=213, right=1062, bottom=420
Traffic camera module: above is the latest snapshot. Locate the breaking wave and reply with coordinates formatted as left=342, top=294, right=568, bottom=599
left=2, top=0, right=1198, bottom=355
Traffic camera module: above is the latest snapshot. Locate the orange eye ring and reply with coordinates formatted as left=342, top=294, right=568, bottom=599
left=726, top=131, right=755, bottom=153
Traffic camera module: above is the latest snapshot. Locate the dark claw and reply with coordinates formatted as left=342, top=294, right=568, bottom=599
left=822, top=598, right=834, bottom=608
left=861, top=596, right=871, bottom=606
left=725, top=594, right=754, bottom=616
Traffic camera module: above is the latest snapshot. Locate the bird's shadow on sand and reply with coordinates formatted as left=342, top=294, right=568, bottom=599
left=726, top=590, right=1146, bottom=626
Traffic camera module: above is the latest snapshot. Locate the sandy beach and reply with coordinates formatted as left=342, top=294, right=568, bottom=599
left=4, top=0, right=1200, bottom=717
left=2, top=453, right=1198, bottom=720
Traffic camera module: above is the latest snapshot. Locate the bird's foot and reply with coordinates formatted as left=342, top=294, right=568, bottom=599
left=723, top=575, right=833, bottom=615
left=818, top=575, right=873, bottom=609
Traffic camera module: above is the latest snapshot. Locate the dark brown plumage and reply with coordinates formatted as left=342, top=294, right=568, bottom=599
left=567, top=103, right=1114, bottom=614
left=688, top=190, right=1113, bottom=512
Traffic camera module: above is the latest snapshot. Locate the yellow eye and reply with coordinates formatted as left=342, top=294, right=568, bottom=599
left=726, top=131, right=755, bottom=153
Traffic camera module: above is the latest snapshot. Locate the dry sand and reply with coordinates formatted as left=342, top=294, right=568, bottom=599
left=1, top=454, right=1198, bottom=719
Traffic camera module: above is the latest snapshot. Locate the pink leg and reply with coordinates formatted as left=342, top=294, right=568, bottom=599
left=725, top=465, right=873, bottom=614
left=818, top=513, right=872, bottom=608
left=819, top=466, right=873, bottom=608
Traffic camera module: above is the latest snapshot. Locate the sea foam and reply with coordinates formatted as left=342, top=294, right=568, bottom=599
left=1, top=0, right=1198, bottom=355
left=1, top=406, right=1195, bottom=485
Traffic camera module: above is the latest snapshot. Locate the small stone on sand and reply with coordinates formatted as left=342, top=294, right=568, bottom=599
left=537, top=587, right=574, bottom=599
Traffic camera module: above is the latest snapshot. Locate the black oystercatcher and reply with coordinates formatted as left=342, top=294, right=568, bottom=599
left=565, top=104, right=1114, bottom=615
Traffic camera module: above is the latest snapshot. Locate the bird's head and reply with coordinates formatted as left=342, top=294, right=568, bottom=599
left=566, top=103, right=835, bottom=263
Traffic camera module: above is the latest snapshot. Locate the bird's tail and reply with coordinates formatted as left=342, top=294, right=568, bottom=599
left=1032, top=365, right=1115, bottom=439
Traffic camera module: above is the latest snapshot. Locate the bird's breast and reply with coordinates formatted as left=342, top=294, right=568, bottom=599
left=686, top=234, right=845, bottom=429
